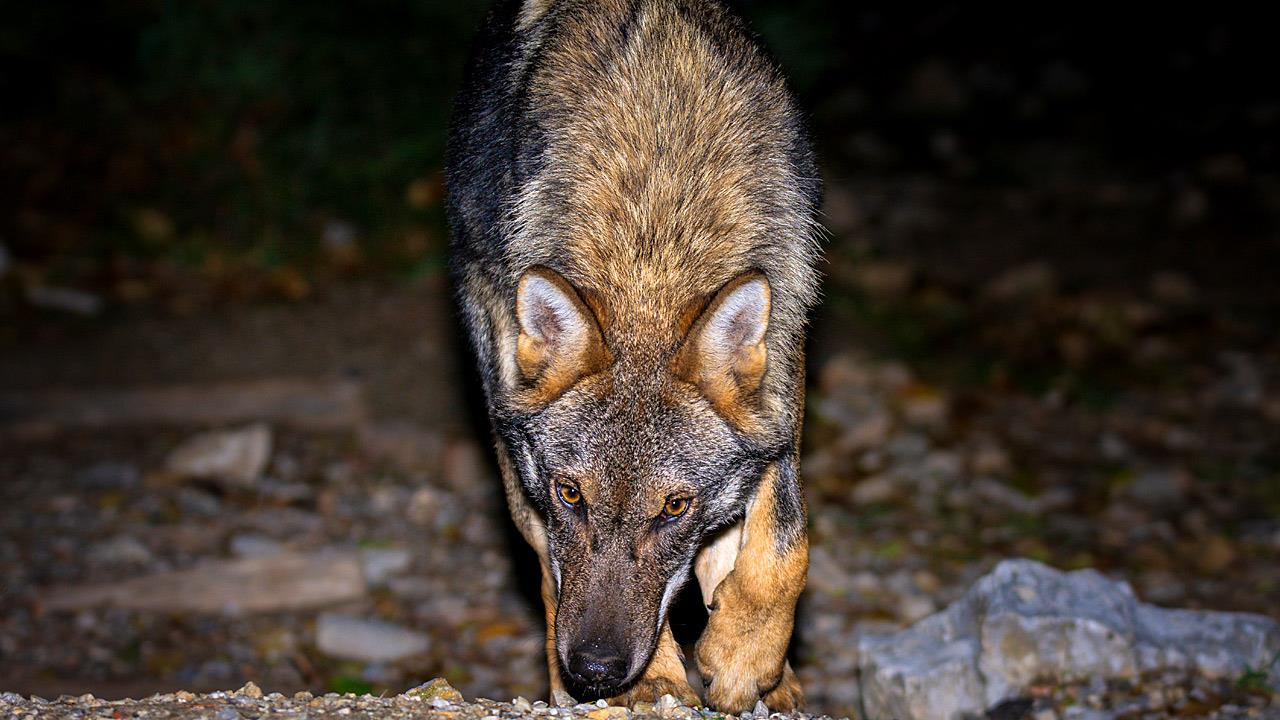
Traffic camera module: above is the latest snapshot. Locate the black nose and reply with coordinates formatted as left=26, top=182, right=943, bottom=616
left=566, top=645, right=628, bottom=689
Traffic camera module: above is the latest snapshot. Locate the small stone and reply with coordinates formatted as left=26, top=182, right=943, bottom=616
left=164, top=423, right=273, bottom=487
left=981, top=262, right=1056, bottom=302
left=293, top=692, right=313, bottom=702
left=1032, top=710, right=1058, bottom=720
left=898, top=593, right=937, bottom=623
left=1196, top=534, right=1237, bottom=574
left=406, top=678, right=463, bottom=705
left=1150, top=271, right=1198, bottom=305
left=229, top=534, right=284, bottom=558
left=513, top=697, right=533, bottom=712
left=1124, top=468, right=1186, bottom=512
left=318, top=614, right=429, bottom=663
left=25, top=285, right=103, bottom=316
left=837, top=411, right=893, bottom=454
left=588, top=707, right=630, bottom=720
left=552, top=689, right=577, bottom=708
left=752, top=700, right=769, bottom=717
left=78, top=462, right=142, bottom=490
left=898, top=384, right=948, bottom=428
left=407, top=486, right=445, bottom=526
left=913, top=570, right=942, bottom=595
left=632, top=701, right=655, bottom=713
left=359, top=547, right=413, bottom=585
left=851, top=474, right=898, bottom=505
left=235, top=682, right=263, bottom=699
left=87, top=536, right=154, bottom=566
left=174, top=691, right=196, bottom=702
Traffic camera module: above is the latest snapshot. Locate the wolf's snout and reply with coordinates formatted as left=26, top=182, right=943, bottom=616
left=565, top=640, right=628, bottom=690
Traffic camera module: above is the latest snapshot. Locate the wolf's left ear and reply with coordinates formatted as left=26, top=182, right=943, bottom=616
left=515, top=267, right=609, bottom=396
left=674, top=273, right=771, bottom=403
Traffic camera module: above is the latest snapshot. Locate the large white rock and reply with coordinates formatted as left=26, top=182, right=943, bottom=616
left=858, top=559, right=1280, bottom=720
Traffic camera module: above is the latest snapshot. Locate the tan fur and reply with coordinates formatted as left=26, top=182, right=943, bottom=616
left=507, top=0, right=819, bottom=385
left=696, top=462, right=808, bottom=712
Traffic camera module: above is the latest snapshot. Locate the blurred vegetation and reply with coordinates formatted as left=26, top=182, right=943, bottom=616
left=2, top=1, right=490, bottom=308
left=1, top=3, right=1275, bottom=316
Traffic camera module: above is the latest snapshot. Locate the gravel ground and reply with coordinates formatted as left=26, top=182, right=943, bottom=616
left=0, top=681, right=839, bottom=720
left=2, top=675, right=1276, bottom=720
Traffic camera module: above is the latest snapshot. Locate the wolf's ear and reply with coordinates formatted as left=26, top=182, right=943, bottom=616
left=515, top=267, right=609, bottom=394
left=674, top=273, right=771, bottom=404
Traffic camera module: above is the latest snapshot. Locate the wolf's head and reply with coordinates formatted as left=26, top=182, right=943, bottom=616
left=494, top=266, right=784, bottom=697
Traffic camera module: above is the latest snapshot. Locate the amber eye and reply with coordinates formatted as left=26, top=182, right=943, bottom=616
left=558, top=484, right=582, bottom=507
left=663, top=497, right=690, bottom=518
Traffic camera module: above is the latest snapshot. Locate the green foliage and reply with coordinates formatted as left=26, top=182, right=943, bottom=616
left=328, top=674, right=374, bottom=696
left=1235, top=651, right=1277, bottom=694
left=133, top=0, right=484, bottom=247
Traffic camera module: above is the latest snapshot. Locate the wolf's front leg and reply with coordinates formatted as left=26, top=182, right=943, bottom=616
left=608, top=622, right=699, bottom=707
left=694, top=461, right=807, bottom=713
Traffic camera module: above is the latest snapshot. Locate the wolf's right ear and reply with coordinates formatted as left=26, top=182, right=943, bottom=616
left=514, top=267, right=609, bottom=396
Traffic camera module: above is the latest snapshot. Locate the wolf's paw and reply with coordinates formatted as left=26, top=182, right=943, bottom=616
left=610, top=676, right=699, bottom=708
left=761, top=663, right=802, bottom=712
left=696, top=616, right=799, bottom=713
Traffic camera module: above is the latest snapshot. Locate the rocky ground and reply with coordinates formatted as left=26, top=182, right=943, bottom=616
left=2, top=255, right=1277, bottom=719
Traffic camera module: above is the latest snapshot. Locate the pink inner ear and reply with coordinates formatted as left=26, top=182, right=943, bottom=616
left=707, top=277, right=770, bottom=354
left=527, top=295, right=564, bottom=339
left=518, top=273, right=585, bottom=345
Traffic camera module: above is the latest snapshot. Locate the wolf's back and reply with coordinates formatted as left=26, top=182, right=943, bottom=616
left=448, top=0, right=821, bottom=392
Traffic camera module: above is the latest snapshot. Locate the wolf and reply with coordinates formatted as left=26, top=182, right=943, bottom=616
left=446, top=0, right=822, bottom=711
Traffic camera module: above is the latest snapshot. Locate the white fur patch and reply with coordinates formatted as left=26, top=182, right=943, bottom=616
left=695, top=521, right=743, bottom=607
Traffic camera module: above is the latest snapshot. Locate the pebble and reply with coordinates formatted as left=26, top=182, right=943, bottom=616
left=315, top=614, right=430, bottom=663
left=164, top=423, right=273, bottom=487
left=229, top=534, right=284, bottom=558
left=235, top=682, right=263, bottom=699
left=850, top=474, right=897, bottom=505
left=86, top=535, right=154, bottom=566
left=359, top=546, right=413, bottom=585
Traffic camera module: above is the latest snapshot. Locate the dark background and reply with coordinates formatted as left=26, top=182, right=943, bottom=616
left=4, top=4, right=1276, bottom=312
left=1, top=2, right=1277, bottom=715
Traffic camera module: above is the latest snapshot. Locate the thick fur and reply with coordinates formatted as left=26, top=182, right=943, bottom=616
left=447, top=0, right=821, bottom=711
